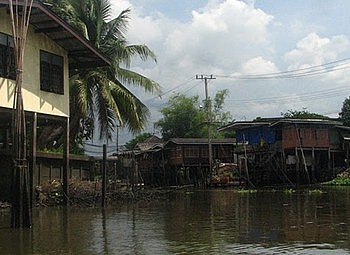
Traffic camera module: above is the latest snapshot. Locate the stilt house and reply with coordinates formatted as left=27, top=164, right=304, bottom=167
left=163, top=138, right=236, bottom=185
left=0, top=1, right=110, bottom=200
left=219, top=118, right=349, bottom=185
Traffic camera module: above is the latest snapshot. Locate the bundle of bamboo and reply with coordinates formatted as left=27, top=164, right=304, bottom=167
left=8, top=0, right=33, bottom=228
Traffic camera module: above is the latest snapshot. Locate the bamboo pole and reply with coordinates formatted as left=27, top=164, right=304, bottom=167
left=9, top=0, right=33, bottom=228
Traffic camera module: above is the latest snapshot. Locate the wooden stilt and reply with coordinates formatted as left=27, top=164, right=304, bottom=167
left=29, top=112, right=37, bottom=208
left=295, top=147, right=300, bottom=187
left=327, top=148, right=331, bottom=170
left=102, top=144, right=107, bottom=207
left=63, top=117, right=69, bottom=206
left=312, top=147, right=315, bottom=183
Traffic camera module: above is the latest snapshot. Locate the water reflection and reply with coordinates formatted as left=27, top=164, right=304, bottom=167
left=0, top=187, right=350, bottom=254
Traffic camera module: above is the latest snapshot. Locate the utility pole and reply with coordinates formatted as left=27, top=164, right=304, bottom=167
left=196, top=74, right=216, bottom=180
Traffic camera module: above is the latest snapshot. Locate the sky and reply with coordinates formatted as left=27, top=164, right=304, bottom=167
left=87, top=0, right=350, bottom=153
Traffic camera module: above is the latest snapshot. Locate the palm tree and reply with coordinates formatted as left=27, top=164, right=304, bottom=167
left=40, top=0, right=160, bottom=148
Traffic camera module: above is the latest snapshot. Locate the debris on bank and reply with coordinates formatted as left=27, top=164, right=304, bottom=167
left=0, top=202, right=11, bottom=209
left=322, top=168, right=350, bottom=186
left=35, top=179, right=175, bottom=207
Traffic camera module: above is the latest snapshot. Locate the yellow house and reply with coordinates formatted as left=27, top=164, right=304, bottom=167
left=0, top=1, right=110, bottom=203
left=0, top=1, right=109, bottom=118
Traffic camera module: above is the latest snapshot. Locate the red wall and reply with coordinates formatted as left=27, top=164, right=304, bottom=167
left=282, top=127, right=329, bottom=149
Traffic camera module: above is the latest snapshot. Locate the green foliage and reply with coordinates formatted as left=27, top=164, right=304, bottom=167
left=125, top=132, right=153, bottom=150
left=308, top=189, right=325, bottom=194
left=156, top=94, right=206, bottom=140
left=40, top=143, right=85, bottom=155
left=339, top=97, right=350, bottom=126
left=284, top=188, right=295, bottom=194
left=281, top=109, right=329, bottom=119
left=322, top=177, right=350, bottom=186
left=44, top=0, right=160, bottom=147
left=156, top=90, right=232, bottom=140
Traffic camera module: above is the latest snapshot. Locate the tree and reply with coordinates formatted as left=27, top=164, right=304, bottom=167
left=156, top=90, right=232, bottom=140
left=39, top=0, right=160, bottom=149
left=212, top=89, right=232, bottom=127
left=125, top=132, right=153, bottom=150
left=339, top=97, right=350, bottom=126
left=281, top=109, right=329, bottom=119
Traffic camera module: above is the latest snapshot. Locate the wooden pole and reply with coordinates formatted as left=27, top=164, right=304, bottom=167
left=29, top=112, right=37, bottom=207
left=63, top=117, right=69, bottom=206
left=311, top=147, right=315, bottom=183
left=195, top=75, right=215, bottom=184
left=102, top=144, right=107, bottom=207
left=9, top=0, right=33, bottom=228
left=295, top=147, right=300, bottom=187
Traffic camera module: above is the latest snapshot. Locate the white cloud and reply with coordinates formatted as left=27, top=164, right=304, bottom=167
left=107, top=1, right=350, bottom=143
left=120, top=0, right=276, bottom=103
left=110, top=0, right=132, bottom=17
left=284, top=32, right=350, bottom=70
left=240, top=56, right=279, bottom=75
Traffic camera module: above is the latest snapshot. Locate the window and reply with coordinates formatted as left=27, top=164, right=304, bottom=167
left=40, top=50, right=64, bottom=94
left=0, top=32, right=15, bottom=80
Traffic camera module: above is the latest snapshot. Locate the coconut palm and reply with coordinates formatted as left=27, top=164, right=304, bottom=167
left=41, top=0, right=160, bottom=147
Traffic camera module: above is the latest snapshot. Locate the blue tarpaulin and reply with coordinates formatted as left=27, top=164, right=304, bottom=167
left=236, top=127, right=276, bottom=145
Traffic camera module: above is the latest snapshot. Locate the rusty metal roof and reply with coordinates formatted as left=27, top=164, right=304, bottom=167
left=165, top=138, right=236, bottom=146
left=0, top=0, right=111, bottom=70
left=219, top=118, right=343, bottom=131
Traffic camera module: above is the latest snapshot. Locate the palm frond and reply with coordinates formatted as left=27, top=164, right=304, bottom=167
left=107, top=42, right=157, bottom=67
left=109, top=81, right=150, bottom=133
left=113, top=67, right=161, bottom=94
left=101, top=8, right=130, bottom=42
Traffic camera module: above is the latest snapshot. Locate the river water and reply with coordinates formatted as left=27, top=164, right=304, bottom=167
left=0, top=187, right=350, bottom=255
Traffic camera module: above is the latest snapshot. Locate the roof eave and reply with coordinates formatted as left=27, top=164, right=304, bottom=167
left=0, top=0, right=111, bottom=69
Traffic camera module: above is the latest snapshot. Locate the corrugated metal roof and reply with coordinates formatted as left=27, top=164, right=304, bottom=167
left=165, top=138, right=236, bottom=146
left=270, top=118, right=342, bottom=127
left=219, top=118, right=344, bottom=131
left=218, top=121, right=269, bottom=131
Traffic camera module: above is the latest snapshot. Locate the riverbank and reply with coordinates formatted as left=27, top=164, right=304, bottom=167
left=322, top=168, right=350, bottom=186
left=34, top=179, right=188, bottom=207
left=2, top=168, right=350, bottom=209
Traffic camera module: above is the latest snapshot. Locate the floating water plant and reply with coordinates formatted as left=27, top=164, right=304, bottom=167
left=237, top=189, right=257, bottom=194
left=308, top=189, right=325, bottom=194
left=284, top=188, right=295, bottom=194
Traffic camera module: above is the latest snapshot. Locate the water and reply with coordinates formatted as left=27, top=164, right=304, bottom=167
left=1, top=187, right=350, bottom=254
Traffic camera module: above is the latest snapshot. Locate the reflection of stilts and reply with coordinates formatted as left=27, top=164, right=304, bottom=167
left=239, top=156, right=255, bottom=188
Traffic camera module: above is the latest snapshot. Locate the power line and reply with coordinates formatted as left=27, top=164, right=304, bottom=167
left=84, top=142, right=117, bottom=148
left=145, top=76, right=196, bottom=102
left=216, top=58, right=350, bottom=80
left=226, top=86, right=350, bottom=105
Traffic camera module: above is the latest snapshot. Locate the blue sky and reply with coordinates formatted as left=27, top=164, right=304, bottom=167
left=89, top=0, right=350, bottom=151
